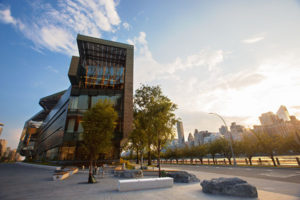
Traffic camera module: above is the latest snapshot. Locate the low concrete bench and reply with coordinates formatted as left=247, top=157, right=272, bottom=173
left=67, top=167, right=78, bottom=175
left=53, top=171, right=69, bottom=181
left=118, top=177, right=173, bottom=192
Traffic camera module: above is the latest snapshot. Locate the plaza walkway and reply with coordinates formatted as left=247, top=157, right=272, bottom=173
left=0, top=163, right=299, bottom=200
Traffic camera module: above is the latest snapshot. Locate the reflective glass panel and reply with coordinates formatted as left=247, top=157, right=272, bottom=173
left=78, top=95, right=89, bottom=110
left=67, top=119, right=75, bottom=132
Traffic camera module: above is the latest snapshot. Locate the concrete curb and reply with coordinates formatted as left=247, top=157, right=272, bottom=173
left=16, top=162, right=58, bottom=170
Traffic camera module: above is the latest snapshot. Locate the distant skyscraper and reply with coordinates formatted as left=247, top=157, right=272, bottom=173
left=0, top=139, right=7, bottom=158
left=193, top=129, right=200, bottom=146
left=259, top=112, right=279, bottom=126
left=188, top=132, right=194, bottom=146
left=176, top=121, right=185, bottom=145
left=0, top=123, right=4, bottom=137
left=194, top=130, right=212, bottom=145
left=219, top=125, right=228, bottom=135
left=230, top=122, right=245, bottom=141
left=277, top=105, right=290, bottom=121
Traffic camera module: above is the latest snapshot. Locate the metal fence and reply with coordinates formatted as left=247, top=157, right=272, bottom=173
left=153, top=155, right=300, bottom=167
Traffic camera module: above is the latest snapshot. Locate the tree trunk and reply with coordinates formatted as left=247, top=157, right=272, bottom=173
left=248, top=156, right=252, bottom=165
left=136, top=150, right=139, bottom=164
left=158, top=148, right=161, bottom=177
left=176, top=158, right=178, bottom=164
left=140, top=150, right=144, bottom=169
left=212, top=157, right=215, bottom=165
left=270, top=155, right=277, bottom=166
left=200, top=158, right=203, bottom=165
left=88, top=159, right=96, bottom=183
left=227, top=157, right=232, bottom=165
left=190, top=158, right=193, bottom=164
left=147, top=145, right=152, bottom=165
left=89, top=159, right=92, bottom=177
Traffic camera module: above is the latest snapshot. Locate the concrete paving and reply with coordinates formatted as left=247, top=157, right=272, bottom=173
left=161, top=164, right=300, bottom=184
left=0, top=163, right=299, bottom=200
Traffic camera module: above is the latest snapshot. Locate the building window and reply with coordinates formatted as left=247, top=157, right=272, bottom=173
left=91, top=95, right=121, bottom=107
left=59, top=146, right=75, bottom=160
left=78, top=121, right=84, bottom=133
left=69, top=96, right=78, bottom=109
left=78, top=95, right=89, bottom=110
left=67, top=119, right=75, bottom=132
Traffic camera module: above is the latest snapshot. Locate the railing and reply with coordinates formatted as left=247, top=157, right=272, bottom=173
left=151, top=155, right=300, bottom=167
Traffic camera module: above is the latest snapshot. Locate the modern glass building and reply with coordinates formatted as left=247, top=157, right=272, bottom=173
left=18, top=34, right=133, bottom=162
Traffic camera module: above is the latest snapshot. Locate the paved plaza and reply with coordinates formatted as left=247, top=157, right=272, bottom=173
left=0, top=163, right=299, bottom=200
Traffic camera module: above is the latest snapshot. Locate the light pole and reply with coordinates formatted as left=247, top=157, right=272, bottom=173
left=209, top=113, right=237, bottom=166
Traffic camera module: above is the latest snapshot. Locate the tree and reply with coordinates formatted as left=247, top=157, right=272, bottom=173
left=134, top=84, right=177, bottom=176
left=82, top=100, right=118, bottom=183
left=183, top=145, right=198, bottom=164
left=208, top=138, right=223, bottom=164
left=194, top=144, right=207, bottom=164
left=128, top=110, right=147, bottom=167
left=134, top=85, right=163, bottom=165
left=150, top=98, right=177, bottom=176
left=254, top=131, right=281, bottom=166
left=239, top=132, right=259, bottom=165
left=280, top=131, right=300, bottom=154
left=164, top=145, right=182, bottom=164
left=218, top=137, right=235, bottom=165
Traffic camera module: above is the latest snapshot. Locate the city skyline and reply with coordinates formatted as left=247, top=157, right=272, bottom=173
left=1, top=0, right=300, bottom=148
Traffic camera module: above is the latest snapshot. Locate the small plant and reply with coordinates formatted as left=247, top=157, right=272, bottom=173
left=160, top=170, right=168, bottom=177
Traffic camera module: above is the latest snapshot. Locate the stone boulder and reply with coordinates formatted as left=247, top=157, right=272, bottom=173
left=114, top=170, right=143, bottom=178
left=166, top=171, right=200, bottom=183
left=200, top=177, right=258, bottom=198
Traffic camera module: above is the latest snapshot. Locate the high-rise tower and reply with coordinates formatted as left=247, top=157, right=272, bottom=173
left=176, top=121, right=185, bottom=145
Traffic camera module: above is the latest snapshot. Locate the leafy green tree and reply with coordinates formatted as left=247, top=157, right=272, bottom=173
left=254, top=131, right=281, bottom=166
left=134, top=84, right=177, bottom=176
left=239, top=132, right=259, bottom=165
left=82, top=100, right=118, bottom=183
left=183, top=145, right=198, bottom=164
left=164, top=145, right=183, bottom=164
left=128, top=110, right=148, bottom=167
left=208, top=138, right=223, bottom=164
left=150, top=98, right=177, bottom=176
left=194, top=144, right=207, bottom=164
left=280, top=131, right=300, bottom=154
left=218, top=137, right=234, bottom=165
left=134, top=85, right=161, bottom=165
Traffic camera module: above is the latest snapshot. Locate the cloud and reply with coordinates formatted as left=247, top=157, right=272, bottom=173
left=46, top=66, right=59, bottom=74
left=217, top=72, right=265, bottom=90
left=242, top=36, right=265, bottom=44
left=130, top=32, right=226, bottom=88
left=0, top=1, right=121, bottom=55
left=291, top=106, right=300, bottom=110
left=130, top=31, right=300, bottom=132
left=0, top=7, right=16, bottom=25
left=122, top=22, right=130, bottom=30
left=0, top=6, right=24, bottom=29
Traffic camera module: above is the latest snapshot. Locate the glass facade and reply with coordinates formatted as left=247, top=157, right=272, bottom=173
left=91, top=94, right=121, bottom=107
left=23, top=35, right=133, bottom=162
left=84, top=64, right=124, bottom=88
left=59, top=146, right=75, bottom=160
left=68, top=94, right=122, bottom=110
left=66, top=119, right=75, bottom=132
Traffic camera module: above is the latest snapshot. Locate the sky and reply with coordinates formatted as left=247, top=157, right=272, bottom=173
left=1, top=0, right=300, bottom=148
